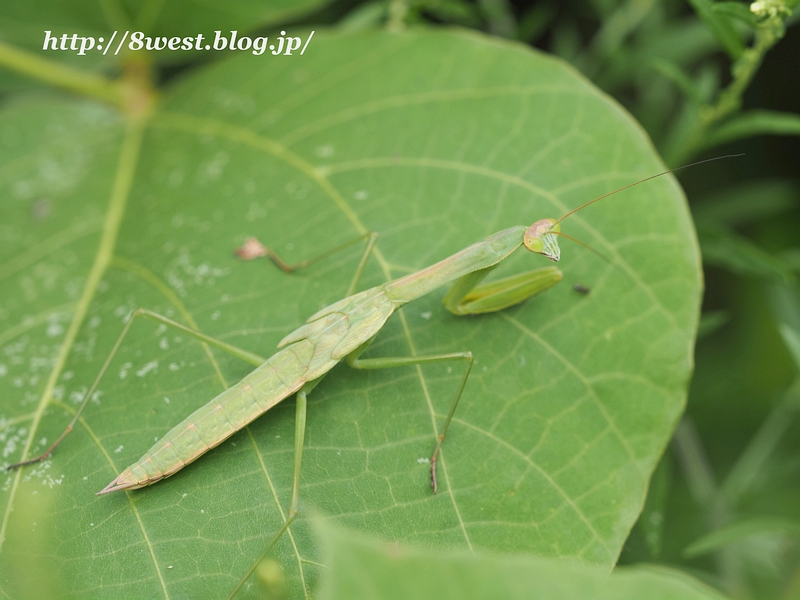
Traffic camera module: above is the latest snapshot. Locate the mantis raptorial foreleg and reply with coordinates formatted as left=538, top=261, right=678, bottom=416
left=444, top=265, right=564, bottom=315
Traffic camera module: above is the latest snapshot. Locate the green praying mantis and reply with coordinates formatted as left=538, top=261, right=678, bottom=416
left=8, top=154, right=738, bottom=596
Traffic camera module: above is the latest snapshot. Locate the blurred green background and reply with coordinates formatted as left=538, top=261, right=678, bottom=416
left=1, top=1, right=799, bottom=598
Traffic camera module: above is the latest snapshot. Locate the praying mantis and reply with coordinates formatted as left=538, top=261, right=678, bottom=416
left=8, top=155, right=738, bottom=596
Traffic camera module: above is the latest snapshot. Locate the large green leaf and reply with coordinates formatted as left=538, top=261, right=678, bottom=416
left=0, top=29, right=701, bottom=598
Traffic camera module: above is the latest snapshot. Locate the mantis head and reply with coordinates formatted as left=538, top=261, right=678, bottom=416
left=524, top=218, right=561, bottom=262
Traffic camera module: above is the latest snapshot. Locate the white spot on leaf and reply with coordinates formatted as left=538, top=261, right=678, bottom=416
left=136, top=361, right=158, bottom=377
left=118, top=362, right=132, bottom=379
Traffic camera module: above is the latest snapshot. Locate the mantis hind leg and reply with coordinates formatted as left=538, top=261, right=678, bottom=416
left=240, top=231, right=379, bottom=296
left=346, top=339, right=473, bottom=494
left=6, top=308, right=267, bottom=471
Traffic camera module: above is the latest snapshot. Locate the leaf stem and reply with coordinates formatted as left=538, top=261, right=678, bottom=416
left=386, top=0, right=409, bottom=31
left=668, top=1, right=794, bottom=164
left=0, top=40, right=125, bottom=108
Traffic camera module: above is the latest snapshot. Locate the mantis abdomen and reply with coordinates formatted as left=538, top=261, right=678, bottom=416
left=100, top=288, right=400, bottom=494
left=99, top=342, right=314, bottom=492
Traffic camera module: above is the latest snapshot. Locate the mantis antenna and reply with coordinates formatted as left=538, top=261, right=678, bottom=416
left=554, top=153, right=746, bottom=226
left=523, top=153, right=745, bottom=261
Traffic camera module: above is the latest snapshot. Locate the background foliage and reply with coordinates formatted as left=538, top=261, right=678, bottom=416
left=0, top=0, right=799, bottom=599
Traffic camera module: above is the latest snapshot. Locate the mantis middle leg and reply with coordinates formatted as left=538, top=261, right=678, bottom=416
left=345, top=263, right=560, bottom=494
left=351, top=263, right=562, bottom=492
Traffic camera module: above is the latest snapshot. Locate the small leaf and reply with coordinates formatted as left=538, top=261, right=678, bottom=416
left=696, top=310, right=732, bottom=339
left=683, top=517, right=800, bottom=558
left=770, top=285, right=800, bottom=370
left=686, top=0, right=746, bottom=58
left=639, top=21, right=719, bottom=66
left=337, top=3, right=387, bottom=32
left=650, top=58, right=704, bottom=105
left=692, top=178, right=799, bottom=226
left=516, top=3, right=558, bottom=43
left=697, top=221, right=794, bottom=282
left=778, top=324, right=800, bottom=371
left=704, top=110, right=800, bottom=148
left=420, top=0, right=482, bottom=27
left=711, top=2, right=759, bottom=26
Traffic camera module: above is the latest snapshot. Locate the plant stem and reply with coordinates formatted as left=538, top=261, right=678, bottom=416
left=387, top=0, right=408, bottom=31
left=0, top=40, right=124, bottom=108
left=669, top=2, right=793, bottom=164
